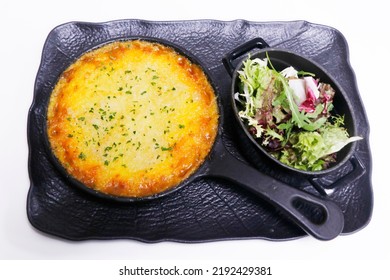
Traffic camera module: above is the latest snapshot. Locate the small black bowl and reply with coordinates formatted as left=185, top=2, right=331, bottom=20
left=223, top=37, right=360, bottom=178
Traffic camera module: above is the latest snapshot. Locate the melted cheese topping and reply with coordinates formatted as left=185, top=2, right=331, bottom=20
left=47, top=40, right=218, bottom=197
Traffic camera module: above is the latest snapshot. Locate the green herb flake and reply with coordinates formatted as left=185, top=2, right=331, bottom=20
left=78, top=152, right=86, bottom=160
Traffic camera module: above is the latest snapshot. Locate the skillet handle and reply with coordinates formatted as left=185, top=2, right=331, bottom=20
left=222, top=37, right=270, bottom=76
left=207, top=142, right=344, bottom=241
left=309, top=155, right=366, bottom=196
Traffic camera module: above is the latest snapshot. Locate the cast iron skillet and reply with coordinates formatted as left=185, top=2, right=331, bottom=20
left=45, top=36, right=344, bottom=241
left=223, top=38, right=365, bottom=194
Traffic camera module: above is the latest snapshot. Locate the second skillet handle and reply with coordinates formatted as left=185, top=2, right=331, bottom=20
left=222, top=37, right=270, bottom=76
left=207, top=142, right=344, bottom=241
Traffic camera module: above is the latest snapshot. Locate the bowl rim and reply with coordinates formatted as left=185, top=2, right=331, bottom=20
left=230, top=47, right=359, bottom=176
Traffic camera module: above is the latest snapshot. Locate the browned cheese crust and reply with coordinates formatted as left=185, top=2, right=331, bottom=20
left=47, top=40, right=219, bottom=197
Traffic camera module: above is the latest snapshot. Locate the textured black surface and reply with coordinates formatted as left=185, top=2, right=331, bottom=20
left=27, top=19, right=373, bottom=241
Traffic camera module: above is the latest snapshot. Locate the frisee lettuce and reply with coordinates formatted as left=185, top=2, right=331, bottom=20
left=235, top=55, right=362, bottom=171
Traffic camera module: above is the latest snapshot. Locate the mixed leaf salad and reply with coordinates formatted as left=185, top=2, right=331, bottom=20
left=235, top=55, right=362, bottom=171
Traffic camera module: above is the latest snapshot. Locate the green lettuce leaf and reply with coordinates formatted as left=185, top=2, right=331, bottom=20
left=279, top=121, right=362, bottom=171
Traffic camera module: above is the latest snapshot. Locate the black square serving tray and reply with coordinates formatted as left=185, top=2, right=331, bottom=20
left=27, top=19, right=373, bottom=241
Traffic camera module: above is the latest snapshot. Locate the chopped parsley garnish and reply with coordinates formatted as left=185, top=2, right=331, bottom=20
left=78, top=152, right=86, bottom=160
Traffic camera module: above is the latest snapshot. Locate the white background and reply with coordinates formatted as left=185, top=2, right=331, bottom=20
left=1, top=0, right=388, bottom=266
